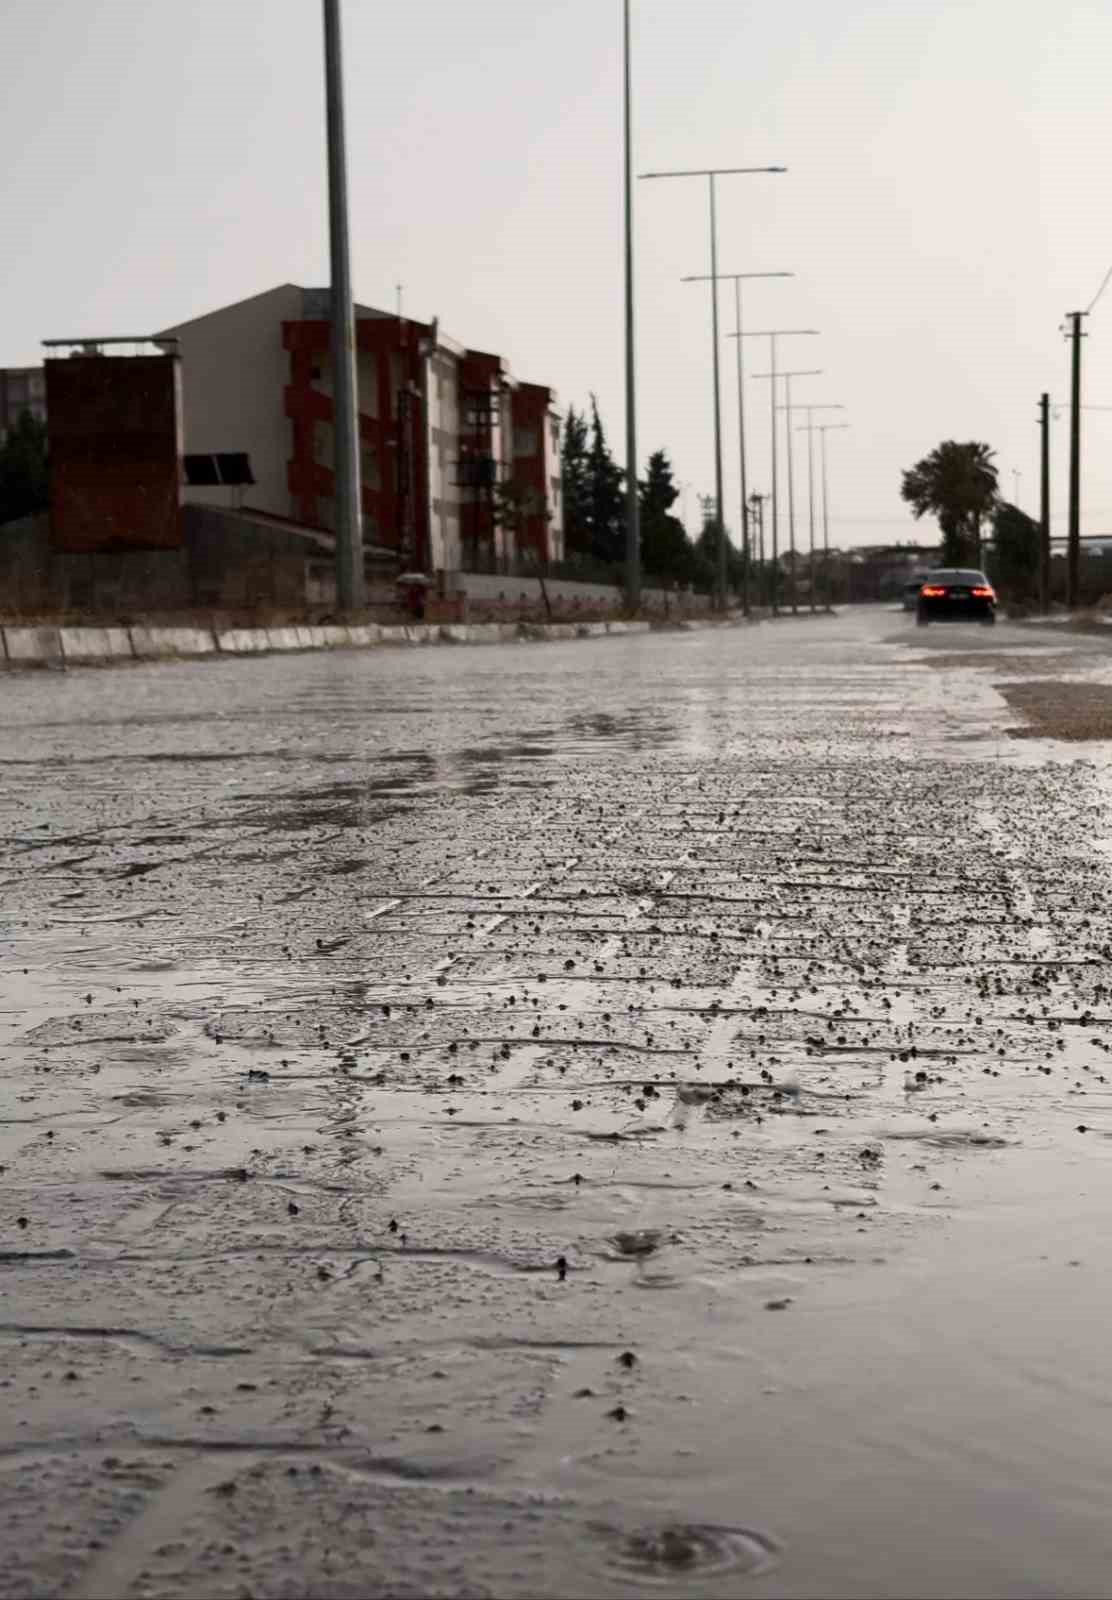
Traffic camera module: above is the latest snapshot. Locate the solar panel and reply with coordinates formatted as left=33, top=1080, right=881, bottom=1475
left=183, top=453, right=220, bottom=486
left=215, top=453, right=255, bottom=486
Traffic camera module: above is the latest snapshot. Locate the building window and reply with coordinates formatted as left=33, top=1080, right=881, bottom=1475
left=514, top=426, right=539, bottom=457
left=451, top=457, right=497, bottom=489
left=463, top=391, right=498, bottom=432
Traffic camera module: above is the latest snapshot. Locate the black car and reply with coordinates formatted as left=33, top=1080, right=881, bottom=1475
left=915, top=568, right=996, bottom=625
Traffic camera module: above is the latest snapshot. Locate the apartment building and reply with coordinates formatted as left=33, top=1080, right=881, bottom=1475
left=156, top=284, right=563, bottom=575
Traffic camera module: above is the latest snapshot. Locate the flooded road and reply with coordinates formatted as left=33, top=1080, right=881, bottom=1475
left=4, top=607, right=1112, bottom=1598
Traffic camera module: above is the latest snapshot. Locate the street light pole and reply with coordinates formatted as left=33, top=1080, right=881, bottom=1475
left=770, top=336, right=779, bottom=613
left=793, top=404, right=844, bottom=611
left=781, top=372, right=814, bottom=615
left=640, top=164, right=787, bottom=610
left=749, top=492, right=766, bottom=607
left=1038, top=393, right=1050, bottom=614
left=753, top=365, right=822, bottom=615
left=732, top=330, right=818, bottom=619
left=682, top=272, right=793, bottom=616
left=707, top=174, right=727, bottom=605
left=816, top=422, right=849, bottom=610
left=622, top=0, right=640, bottom=611
left=805, top=415, right=816, bottom=612
left=1066, top=310, right=1086, bottom=609
left=322, top=0, right=365, bottom=611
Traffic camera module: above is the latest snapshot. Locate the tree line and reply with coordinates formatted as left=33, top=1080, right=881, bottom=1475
left=560, top=397, right=732, bottom=590
left=0, top=412, right=48, bottom=525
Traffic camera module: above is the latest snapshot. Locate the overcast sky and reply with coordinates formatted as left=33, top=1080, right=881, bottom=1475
left=3, top=0, right=1112, bottom=548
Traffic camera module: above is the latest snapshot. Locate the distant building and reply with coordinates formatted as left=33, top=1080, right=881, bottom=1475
left=42, top=338, right=183, bottom=554
left=0, top=366, right=46, bottom=443
left=155, top=284, right=563, bottom=576
left=846, top=543, right=939, bottom=601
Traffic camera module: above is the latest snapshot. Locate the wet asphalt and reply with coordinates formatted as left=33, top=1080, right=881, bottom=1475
left=5, top=607, right=1112, bottom=1598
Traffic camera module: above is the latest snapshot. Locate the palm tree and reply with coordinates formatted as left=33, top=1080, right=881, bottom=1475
left=900, top=441, right=999, bottom=565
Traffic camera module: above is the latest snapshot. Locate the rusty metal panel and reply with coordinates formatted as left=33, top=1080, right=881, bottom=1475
left=46, top=355, right=183, bottom=552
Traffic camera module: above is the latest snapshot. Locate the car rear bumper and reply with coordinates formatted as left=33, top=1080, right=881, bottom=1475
left=917, top=599, right=995, bottom=620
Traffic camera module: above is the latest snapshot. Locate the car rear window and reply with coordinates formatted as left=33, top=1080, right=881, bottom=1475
left=924, top=570, right=989, bottom=586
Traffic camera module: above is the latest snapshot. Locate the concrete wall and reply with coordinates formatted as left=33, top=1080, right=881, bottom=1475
left=184, top=504, right=323, bottom=610
left=0, top=514, right=191, bottom=612
left=0, top=504, right=323, bottom=616
left=1, top=615, right=670, bottom=669
left=455, top=570, right=700, bottom=620
left=157, top=284, right=302, bottom=521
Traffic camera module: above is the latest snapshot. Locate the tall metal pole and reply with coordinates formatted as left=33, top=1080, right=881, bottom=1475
left=623, top=0, right=640, bottom=611
left=1039, top=391, right=1050, bottom=614
left=750, top=493, right=765, bottom=607
left=819, top=427, right=831, bottom=608
left=769, top=334, right=779, bottom=615
left=685, top=272, right=794, bottom=613
left=641, top=166, right=787, bottom=608
left=815, top=423, right=848, bottom=610
left=1067, top=311, right=1084, bottom=609
left=735, top=278, right=749, bottom=615
left=708, top=174, right=727, bottom=609
left=322, top=0, right=365, bottom=611
left=784, top=373, right=798, bottom=614
left=792, top=406, right=844, bottom=612
left=805, top=412, right=817, bottom=611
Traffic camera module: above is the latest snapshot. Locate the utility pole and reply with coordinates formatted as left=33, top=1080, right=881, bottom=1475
left=1039, top=392, right=1050, bottom=614
left=622, top=0, right=640, bottom=611
left=1066, top=311, right=1086, bottom=608
left=322, top=0, right=365, bottom=611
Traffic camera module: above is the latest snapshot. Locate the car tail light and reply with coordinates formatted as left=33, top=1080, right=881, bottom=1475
left=921, top=585, right=947, bottom=597
left=971, top=586, right=995, bottom=599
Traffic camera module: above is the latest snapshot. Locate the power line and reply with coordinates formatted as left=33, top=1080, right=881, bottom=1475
left=1085, top=263, right=1112, bottom=315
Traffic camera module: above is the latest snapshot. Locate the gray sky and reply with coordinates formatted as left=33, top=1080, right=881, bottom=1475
left=3, top=0, right=1112, bottom=548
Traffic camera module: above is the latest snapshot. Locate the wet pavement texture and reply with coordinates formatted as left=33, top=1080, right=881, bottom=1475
left=5, top=609, right=1112, bottom=1598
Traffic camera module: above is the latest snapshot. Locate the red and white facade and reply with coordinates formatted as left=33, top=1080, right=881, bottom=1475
left=158, top=284, right=562, bottom=575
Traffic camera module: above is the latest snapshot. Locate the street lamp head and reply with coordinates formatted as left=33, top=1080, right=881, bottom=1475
left=639, top=165, right=788, bottom=180
left=681, top=271, right=795, bottom=283
left=728, top=328, right=819, bottom=339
